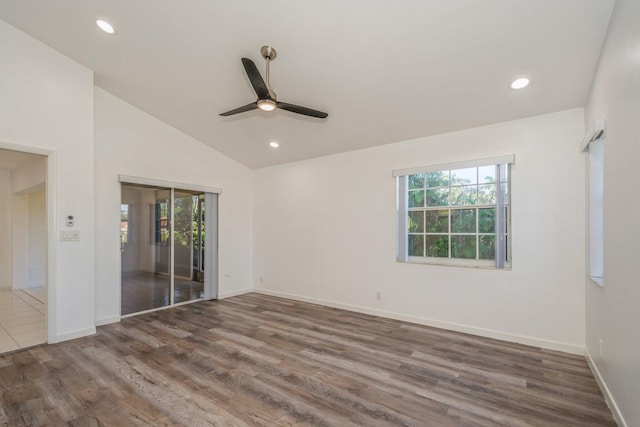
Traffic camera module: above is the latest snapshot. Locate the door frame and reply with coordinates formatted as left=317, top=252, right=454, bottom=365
left=118, top=175, right=221, bottom=316
left=0, top=140, right=53, bottom=344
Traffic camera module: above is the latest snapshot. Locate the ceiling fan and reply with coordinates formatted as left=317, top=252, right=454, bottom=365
left=220, top=46, right=328, bottom=119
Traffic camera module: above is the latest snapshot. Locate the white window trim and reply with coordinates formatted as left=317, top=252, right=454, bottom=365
left=407, top=256, right=498, bottom=269
left=395, top=155, right=514, bottom=269
left=392, top=155, right=515, bottom=177
left=119, top=174, right=222, bottom=194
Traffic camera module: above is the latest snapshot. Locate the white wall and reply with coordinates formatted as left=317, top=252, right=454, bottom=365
left=28, top=190, right=46, bottom=288
left=10, top=157, right=46, bottom=291
left=11, top=194, right=28, bottom=289
left=584, top=0, right=640, bottom=425
left=94, top=87, right=253, bottom=325
left=11, top=156, right=46, bottom=194
left=254, top=108, right=586, bottom=353
left=11, top=189, right=47, bottom=290
left=0, top=19, right=95, bottom=342
left=0, top=169, right=11, bottom=288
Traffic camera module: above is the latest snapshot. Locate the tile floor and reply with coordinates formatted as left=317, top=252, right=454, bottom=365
left=0, top=287, right=46, bottom=354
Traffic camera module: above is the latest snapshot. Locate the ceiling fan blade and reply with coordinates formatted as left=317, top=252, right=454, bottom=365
left=277, top=102, right=328, bottom=119
left=219, top=102, right=258, bottom=116
left=241, top=58, right=270, bottom=100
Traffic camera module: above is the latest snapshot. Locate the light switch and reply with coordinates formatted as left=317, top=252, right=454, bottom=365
left=60, top=230, right=80, bottom=242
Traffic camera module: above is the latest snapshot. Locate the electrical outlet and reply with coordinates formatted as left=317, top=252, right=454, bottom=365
left=259, top=276, right=264, bottom=283
left=376, top=291, right=381, bottom=300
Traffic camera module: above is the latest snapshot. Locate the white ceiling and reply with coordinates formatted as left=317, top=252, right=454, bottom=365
left=0, top=0, right=614, bottom=169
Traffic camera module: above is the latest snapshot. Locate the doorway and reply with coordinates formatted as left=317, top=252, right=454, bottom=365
left=0, top=148, right=47, bottom=353
left=120, top=182, right=217, bottom=316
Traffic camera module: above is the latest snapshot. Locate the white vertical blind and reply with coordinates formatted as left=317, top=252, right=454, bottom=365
left=495, top=164, right=507, bottom=268
left=588, top=140, right=604, bottom=283
left=397, top=176, right=408, bottom=262
left=204, top=193, right=218, bottom=300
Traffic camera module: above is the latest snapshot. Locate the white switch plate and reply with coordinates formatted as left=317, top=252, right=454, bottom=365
left=60, top=230, right=80, bottom=242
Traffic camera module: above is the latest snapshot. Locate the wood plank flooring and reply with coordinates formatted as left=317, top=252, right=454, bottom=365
left=0, top=293, right=615, bottom=426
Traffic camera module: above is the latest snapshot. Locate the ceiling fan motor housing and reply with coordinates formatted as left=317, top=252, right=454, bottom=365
left=261, top=45, right=277, bottom=60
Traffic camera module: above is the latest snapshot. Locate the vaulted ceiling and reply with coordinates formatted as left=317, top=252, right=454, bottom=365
left=0, top=0, right=615, bottom=168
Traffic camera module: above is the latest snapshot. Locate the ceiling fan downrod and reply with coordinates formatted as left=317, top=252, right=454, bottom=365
left=261, top=46, right=277, bottom=98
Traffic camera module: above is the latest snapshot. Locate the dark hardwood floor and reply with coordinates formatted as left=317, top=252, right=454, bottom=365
left=0, top=293, right=615, bottom=426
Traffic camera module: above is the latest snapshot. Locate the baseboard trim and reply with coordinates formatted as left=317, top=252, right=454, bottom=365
left=585, top=349, right=627, bottom=427
left=95, top=315, right=121, bottom=327
left=52, top=326, right=96, bottom=343
left=218, top=288, right=253, bottom=299
left=253, top=288, right=584, bottom=355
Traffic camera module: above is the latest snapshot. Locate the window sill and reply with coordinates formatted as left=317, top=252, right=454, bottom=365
left=403, top=257, right=511, bottom=270
left=589, top=276, right=605, bottom=287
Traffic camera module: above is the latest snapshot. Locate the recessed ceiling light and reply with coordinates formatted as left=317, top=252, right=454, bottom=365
left=96, top=19, right=116, bottom=35
left=510, top=77, right=530, bottom=90
left=269, top=142, right=280, bottom=148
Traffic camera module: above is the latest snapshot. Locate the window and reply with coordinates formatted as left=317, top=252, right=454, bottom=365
left=394, top=156, right=513, bottom=268
left=120, top=204, right=129, bottom=244
left=154, top=200, right=170, bottom=245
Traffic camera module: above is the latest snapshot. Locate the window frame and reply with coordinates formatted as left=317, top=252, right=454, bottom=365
left=394, top=156, right=514, bottom=269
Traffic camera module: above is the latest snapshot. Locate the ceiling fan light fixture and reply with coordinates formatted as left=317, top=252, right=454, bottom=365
left=257, top=99, right=277, bottom=111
